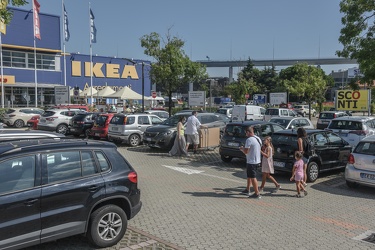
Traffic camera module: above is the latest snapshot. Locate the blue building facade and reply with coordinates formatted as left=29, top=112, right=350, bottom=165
left=1, top=7, right=151, bottom=108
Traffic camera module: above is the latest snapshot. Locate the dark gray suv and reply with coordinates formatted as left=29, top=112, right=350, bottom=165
left=0, top=139, right=141, bottom=249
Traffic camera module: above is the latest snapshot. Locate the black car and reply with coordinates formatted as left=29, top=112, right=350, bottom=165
left=0, top=139, right=141, bottom=249
left=0, top=129, right=64, bottom=142
left=143, top=112, right=228, bottom=150
left=69, top=112, right=100, bottom=137
left=272, top=129, right=352, bottom=182
left=219, top=121, right=285, bottom=162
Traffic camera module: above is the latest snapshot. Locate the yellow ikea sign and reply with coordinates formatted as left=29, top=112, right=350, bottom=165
left=336, top=90, right=369, bottom=111
left=71, top=61, right=139, bottom=79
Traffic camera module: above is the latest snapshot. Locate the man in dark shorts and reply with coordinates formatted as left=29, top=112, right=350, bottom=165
left=239, top=126, right=262, bottom=199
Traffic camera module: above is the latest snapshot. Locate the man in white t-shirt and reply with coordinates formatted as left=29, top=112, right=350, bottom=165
left=185, top=111, right=206, bottom=154
left=239, top=126, right=262, bottom=199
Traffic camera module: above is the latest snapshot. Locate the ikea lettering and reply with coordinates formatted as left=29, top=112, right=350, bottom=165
left=71, top=61, right=139, bottom=79
left=335, top=90, right=369, bottom=111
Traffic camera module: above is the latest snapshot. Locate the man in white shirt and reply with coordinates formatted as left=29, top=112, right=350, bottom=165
left=239, top=126, right=262, bottom=199
left=185, top=111, right=206, bottom=154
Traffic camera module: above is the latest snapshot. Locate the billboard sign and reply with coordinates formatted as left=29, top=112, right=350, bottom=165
left=269, top=92, right=287, bottom=105
left=54, top=86, right=70, bottom=105
left=335, top=90, right=370, bottom=111
left=188, top=91, right=205, bottom=106
left=253, top=94, right=266, bottom=105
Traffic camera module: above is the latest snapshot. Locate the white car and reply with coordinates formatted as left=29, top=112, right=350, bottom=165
left=37, top=109, right=85, bottom=135
left=2, top=108, right=44, bottom=128
left=269, top=117, right=314, bottom=129
left=345, top=135, right=375, bottom=188
left=293, top=105, right=317, bottom=117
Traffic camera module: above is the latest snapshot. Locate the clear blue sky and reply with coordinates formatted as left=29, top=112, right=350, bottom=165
left=14, top=0, right=356, bottom=78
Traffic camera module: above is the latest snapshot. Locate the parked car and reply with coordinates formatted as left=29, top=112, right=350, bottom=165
left=2, top=108, right=44, bottom=128
left=27, top=114, right=41, bottom=130
left=144, top=112, right=227, bottom=150
left=219, top=121, right=285, bottom=162
left=0, top=138, right=141, bottom=249
left=272, top=129, right=352, bottom=182
left=38, top=109, right=85, bottom=135
left=325, top=116, right=375, bottom=147
left=263, top=108, right=298, bottom=121
left=0, top=129, right=64, bottom=142
left=316, top=111, right=349, bottom=129
left=345, top=135, right=375, bottom=188
left=293, top=105, right=317, bottom=117
left=108, top=113, right=164, bottom=146
left=269, top=117, right=314, bottom=129
left=69, top=112, right=100, bottom=137
left=329, top=108, right=352, bottom=116
left=144, top=110, right=169, bottom=120
left=90, top=113, right=115, bottom=140
left=231, top=105, right=266, bottom=121
left=52, top=104, right=90, bottom=112
left=216, top=107, right=233, bottom=118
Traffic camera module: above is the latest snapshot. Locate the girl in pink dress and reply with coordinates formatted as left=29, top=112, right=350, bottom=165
left=290, top=152, right=308, bottom=197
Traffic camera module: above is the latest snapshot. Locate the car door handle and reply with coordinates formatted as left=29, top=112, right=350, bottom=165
left=24, top=199, right=38, bottom=206
left=88, top=185, right=99, bottom=192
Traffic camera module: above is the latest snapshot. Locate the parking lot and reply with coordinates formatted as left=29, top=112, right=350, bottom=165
left=24, top=143, right=375, bottom=250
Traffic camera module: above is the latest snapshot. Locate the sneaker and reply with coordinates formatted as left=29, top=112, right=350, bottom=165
left=249, top=193, right=261, bottom=199
left=258, top=187, right=264, bottom=193
left=304, top=190, right=308, bottom=196
left=295, top=194, right=302, bottom=198
left=303, top=182, right=307, bottom=187
left=275, top=185, right=281, bottom=192
left=168, top=152, right=172, bottom=157
left=240, top=189, right=249, bottom=194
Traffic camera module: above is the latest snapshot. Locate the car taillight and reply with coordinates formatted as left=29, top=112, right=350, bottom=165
left=123, top=117, right=127, bottom=124
left=349, top=130, right=367, bottom=135
left=46, top=116, right=58, bottom=121
left=348, top=154, right=355, bottom=164
left=128, top=172, right=138, bottom=183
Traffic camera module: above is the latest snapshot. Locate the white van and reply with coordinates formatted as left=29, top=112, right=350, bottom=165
left=231, top=105, right=266, bottom=121
left=263, top=108, right=298, bottom=121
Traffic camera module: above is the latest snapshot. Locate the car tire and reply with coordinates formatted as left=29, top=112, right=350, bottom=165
left=14, top=119, right=25, bottom=128
left=87, top=204, right=127, bottom=248
left=128, top=134, right=140, bottom=146
left=56, top=124, right=68, bottom=135
left=346, top=180, right=359, bottom=188
left=306, top=161, right=319, bottom=182
left=221, top=155, right=233, bottom=162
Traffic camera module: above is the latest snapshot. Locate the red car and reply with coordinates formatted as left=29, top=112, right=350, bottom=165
left=90, top=113, right=114, bottom=140
left=27, top=114, right=41, bottom=130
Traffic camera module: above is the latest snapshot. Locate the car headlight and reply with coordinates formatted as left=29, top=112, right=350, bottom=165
left=161, top=130, right=173, bottom=136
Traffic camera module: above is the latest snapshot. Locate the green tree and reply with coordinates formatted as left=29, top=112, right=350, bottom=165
left=337, top=0, right=375, bottom=84
left=140, top=31, right=207, bottom=114
left=279, top=63, right=329, bottom=119
left=0, top=0, right=28, bottom=24
left=257, top=65, right=279, bottom=93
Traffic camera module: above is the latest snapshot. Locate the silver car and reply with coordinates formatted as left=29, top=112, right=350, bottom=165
left=269, top=117, right=314, bottom=129
left=345, top=135, right=375, bottom=188
left=38, top=109, right=84, bottom=135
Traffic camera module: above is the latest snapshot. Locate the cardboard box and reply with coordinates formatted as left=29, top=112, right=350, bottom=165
left=199, top=127, right=220, bottom=148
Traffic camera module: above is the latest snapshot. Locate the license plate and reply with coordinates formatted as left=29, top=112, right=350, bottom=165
left=360, top=173, right=375, bottom=180
left=111, top=127, right=118, bottom=131
left=70, top=128, right=75, bottom=131
left=146, top=137, right=151, bottom=141
left=274, top=161, right=285, bottom=168
left=228, top=142, right=239, bottom=147
left=95, top=133, right=100, bottom=136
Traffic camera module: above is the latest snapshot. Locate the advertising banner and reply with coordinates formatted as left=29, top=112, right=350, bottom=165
left=253, top=94, right=266, bottom=104
left=54, top=86, right=70, bottom=105
left=335, top=90, right=369, bottom=111
left=269, top=92, right=287, bottom=105
left=188, top=91, right=205, bottom=106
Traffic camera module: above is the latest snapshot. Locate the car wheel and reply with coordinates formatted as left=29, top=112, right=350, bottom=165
left=346, top=180, right=359, bottom=188
left=14, top=119, right=25, bottom=128
left=221, top=155, right=233, bottom=162
left=128, top=134, right=140, bottom=146
left=306, top=161, right=319, bottom=182
left=87, top=205, right=127, bottom=248
left=56, top=124, right=68, bottom=135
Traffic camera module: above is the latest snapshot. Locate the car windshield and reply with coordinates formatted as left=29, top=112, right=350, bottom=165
left=161, top=114, right=190, bottom=126
left=354, top=141, right=375, bottom=155
left=270, top=118, right=290, bottom=128
left=329, top=120, right=362, bottom=130
left=265, top=109, right=279, bottom=115
left=225, top=125, right=247, bottom=138
left=319, top=113, right=335, bottom=119
left=272, top=133, right=298, bottom=148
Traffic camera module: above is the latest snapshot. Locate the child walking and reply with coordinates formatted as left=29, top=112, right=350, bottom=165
left=290, top=151, right=308, bottom=198
left=258, top=136, right=281, bottom=193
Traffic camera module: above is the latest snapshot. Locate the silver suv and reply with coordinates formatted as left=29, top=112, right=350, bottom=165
left=2, top=108, right=44, bottom=128
left=108, top=113, right=163, bottom=146
left=326, top=116, right=375, bottom=147
left=37, top=109, right=85, bottom=135
left=294, top=105, right=317, bottom=117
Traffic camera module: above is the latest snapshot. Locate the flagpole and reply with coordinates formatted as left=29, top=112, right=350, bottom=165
left=0, top=33, right=4, bottom=109
left=89, top=2, right=93, bottom=105
left=33, top=0, right=38, bottom=108
left=62, top=0, right=67, bottom=86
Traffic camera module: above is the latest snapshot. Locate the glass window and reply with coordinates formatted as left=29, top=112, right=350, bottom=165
left=44, top=151, right=81, bottom=183
left=327, top=132, right=343, bottom=145
left=225, top=125, right=246, bottom=138
left=81, top=151, right=97, bottom=176
left=138, top=116, right=150, bottom=125
left=354, top=142, right=375, bottom=155
left=126, top=116, right=135, bottom=125
left=313, top=133, right=329, bottom=146
left=151, top=116, right=162, bottom=124
left=95, top=151, right=110, bottom=172
left=0, top=155, right=35, bottom=195
left=261, top=124, right=272, bottom=137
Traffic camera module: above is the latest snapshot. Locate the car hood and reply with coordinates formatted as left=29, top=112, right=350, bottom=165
left=146, top=124, right=175, bottom=132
